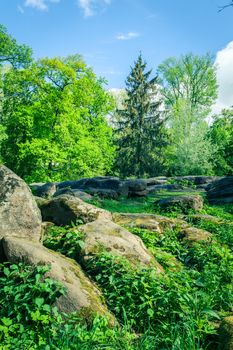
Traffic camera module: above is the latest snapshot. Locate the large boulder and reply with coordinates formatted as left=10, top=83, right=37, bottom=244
left=0, top=165, right=42, bottom=242
left=79, top=219, right=163, bottom=272
left=2, top=237, right=114, bottom=321
left=174, top=176, right=220, bottom=188
left=155, top=195, right=204, bottom=213
left=207, top=177, right=233, bottom=204
left=113, top=213, right=187, bottom=233
left=40, top=195, right=112, bottom=226
left=218, top=316, right=233, bottom=350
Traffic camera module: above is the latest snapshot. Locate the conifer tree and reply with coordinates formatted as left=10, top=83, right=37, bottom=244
left=115, top=54, right=167, bottom=177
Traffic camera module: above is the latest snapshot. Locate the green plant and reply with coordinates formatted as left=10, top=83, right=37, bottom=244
left=43, top=225, right=85, bottom=260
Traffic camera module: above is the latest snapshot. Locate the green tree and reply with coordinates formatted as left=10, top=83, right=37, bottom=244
left=168, top=98, right=215, bottom=175
left=158, top=53, right=217, bottom=113
left=208, top=109, right=233, bottom=175
left=0, top=24, right=32, bottom=68
left=115, top=54, right=167, bottom=178
left=158, top=53, right=218, bottom=175
left=2, top=55, right=115, bottom=182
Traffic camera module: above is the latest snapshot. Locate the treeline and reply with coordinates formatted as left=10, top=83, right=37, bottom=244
left=0, top=25, right=232, bottom=182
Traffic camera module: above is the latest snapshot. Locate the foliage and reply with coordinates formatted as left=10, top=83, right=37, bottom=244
left=114, top=54, right=167, bottom=177
left=1, top=55, right=115, bottom=182
left=0, top=24, right=32, bottom=68
left=43, top=225, right=85, bottom=260
left=167, top=98, right=215, bottom=175
left=0, top=262, right=139, bottom=350
left=158, top=53, right=217, bottom=112
left=208, top=108, right=233, bottom=175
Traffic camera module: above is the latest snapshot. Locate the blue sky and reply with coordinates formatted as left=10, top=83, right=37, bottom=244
left=1, top=0, right=233, bottom=109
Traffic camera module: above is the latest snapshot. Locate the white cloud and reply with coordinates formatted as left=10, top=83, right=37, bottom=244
left=77, top=0, right=111, bottom=17
left=213, top=41, right=233, bottom=114
left=24, top=0, right=60, bottom=11
left=116, top=32, right=140, bottom=40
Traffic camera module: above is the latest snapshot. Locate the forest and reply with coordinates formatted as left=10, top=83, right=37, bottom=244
left=0, top=25, right=232, bottom=184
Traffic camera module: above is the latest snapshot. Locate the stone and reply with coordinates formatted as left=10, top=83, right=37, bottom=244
left=2, top=237, right=114, bottom=322
left=53, top=188, right=93, bottom=201
left=113, top=213, right=187, bottom=234
left=187, top=214, right=224, bottom=225
left=145, top=177, right=168, bottom=186
left=33, top=182, right=57, bottom=198
left=0, top=165, right=42, bottom=242
left=87, top=188, right=119, bottom=199
left=207, top=177, right=233, bottom=204
left=179, top=227, right=212, bottom=243
left=155, top=195, right=204, bottom=213
left=40, top=195, right=112, bottom=226
left=126, top=179, right=147, bottom=192
left=79, top=219, right=163, bottom=272
left=147, top=184, right=182, bottom=192
left=218, top=316, right=233, bottom=350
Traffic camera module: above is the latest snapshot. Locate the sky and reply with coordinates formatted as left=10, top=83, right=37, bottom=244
left=1, top=0, right=233, bottom=112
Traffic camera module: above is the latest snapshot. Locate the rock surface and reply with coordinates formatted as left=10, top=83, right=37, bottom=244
left=179, top=227, right=212, bottom=243
left=2, top=237, right=114, bottom=320
left=40, top=195, right=112, bottom=225
left=207, top=177, right=233, bottom=204
left=113, top=213, right=187, bottom=233
left=53, top=187, right=93, bottom=201
left=155, top=195, right=204, bottom=213
left=33, top=182, right=57, bottom=198
left=0, top=165, right=42, bottom=241
left=79, top=219, right=163, bottom=272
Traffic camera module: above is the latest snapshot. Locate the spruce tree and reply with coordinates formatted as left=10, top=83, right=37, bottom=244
left=115, top=54, right=167, bottom=178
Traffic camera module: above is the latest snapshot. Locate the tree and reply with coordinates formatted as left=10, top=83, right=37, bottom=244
left=167, top=98, right=215, bottom=175
left=219, top=1, right=233, bottom=12
left=115, top=54, right=167, bottom=178
left=208, top=109, right=233, bottom=175
left=158, top=53, right=217, bottom=114
left=158, top=53, right=217, bottom=175
left=0, top=25, right=32, bottom=68
left=1, top=55, right=115, bottom=182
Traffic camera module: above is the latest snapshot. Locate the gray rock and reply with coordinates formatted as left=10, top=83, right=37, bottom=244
left=155, top=195, right=204, bottom=213
left=207, top=177, right=233, bottom=204
left=79, top=219, right=163, bottom=272
left=53, top=187, right=93, bottom=201
left=33, top=182, right=57, bottom=198
left=0, top=165, right=42, bottom=242
left=40, top=195, right=112, bottom=225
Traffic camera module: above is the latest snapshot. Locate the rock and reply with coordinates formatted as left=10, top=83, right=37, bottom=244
left=0, top=165, right=42, bottom=242
left=87, top=188, right=119, bottom=199
left=145, top=177, right=168, bottom=186
left=79, top=219, right=163, bottom=272
left=33, top=182, right=57, bottom=198
left=187, top=214, right=224, bottom=225
left=34, top=196, right=48, bottom=208
left=148, top=184, right=182, bottom=192
left=174, top=176, right=221, bottom=187
left=155, top=195, right=204, bottom=213
left=126, top=179, right=147, bottom=192
left=2, top=237, right=114, bottom=321
left=207, top=177, right=233, bottom=204
left=58, top=177, right=128, bottom=197
left=179, top=227, right=212, bottom=243
left=113, top=213, right=187, bottom=233
left=218, top=316, right=233, bottom=350
left=40, top=195, right=112, bottom=226
left=128, top=189, right=149, bottom=198
left=53, top=188, right=93, bottom=201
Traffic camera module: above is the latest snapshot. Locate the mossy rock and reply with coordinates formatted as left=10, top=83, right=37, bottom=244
left=218, top=316, right=233, bottom=350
